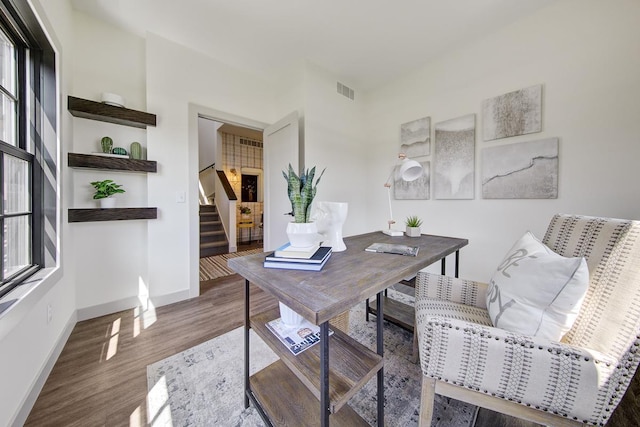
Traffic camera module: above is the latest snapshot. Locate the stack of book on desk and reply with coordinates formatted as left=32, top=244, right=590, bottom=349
left=264, top=242, right=332, bottom=271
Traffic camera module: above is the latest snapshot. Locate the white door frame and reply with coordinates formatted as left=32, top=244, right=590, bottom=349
left=188, top=103, right=267, bottom=298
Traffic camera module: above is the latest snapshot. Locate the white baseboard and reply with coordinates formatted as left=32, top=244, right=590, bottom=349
left=149, top=289, right=191, bottom=308
left=76, top=289, right=192, bottom=322
left=76, top=296, right=141, bottom=321
left=12, top=312, right=76, bottom=427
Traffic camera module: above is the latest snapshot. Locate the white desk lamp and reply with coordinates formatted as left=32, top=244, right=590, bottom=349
left=382, top=153, right=423, bottom=236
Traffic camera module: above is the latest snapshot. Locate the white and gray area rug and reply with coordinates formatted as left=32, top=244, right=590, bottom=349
left=147, top=290, right=478, bottom=426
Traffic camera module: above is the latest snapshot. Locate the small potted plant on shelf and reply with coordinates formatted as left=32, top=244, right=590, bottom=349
left=405, top=215, right=423, bottom=237
left=240, top=206, right=251, bottom=218
left=282, top=163, right=325, bottom=247
left=91, top=179, right=125, bottom=208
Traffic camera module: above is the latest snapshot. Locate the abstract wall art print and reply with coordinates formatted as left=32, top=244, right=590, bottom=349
left=394, top=160, right=430, bottom=200
left=400, top=116, right=430, bottom=157
left=482, top=84, right=542, bottom=141
left=481, top=137, right=558, bottom=199
left=434, top=114, right=475, bottom=200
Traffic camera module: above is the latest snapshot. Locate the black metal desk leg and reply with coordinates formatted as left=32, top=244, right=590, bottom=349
left=441, top=256, right=446, bottom=275
left=455, top=250, right=460, bottom=278
left=376, top=291, right=385, bottom=426
left=320, top=321, right=330, bottom=427
left=244, top=279, right=250, bottom=408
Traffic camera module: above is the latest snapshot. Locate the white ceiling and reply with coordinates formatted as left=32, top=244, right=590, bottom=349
left=70, top=0, right=556, bottom=90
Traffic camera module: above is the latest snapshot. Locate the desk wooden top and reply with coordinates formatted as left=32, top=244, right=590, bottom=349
left=228, top=232, right=468, bottom=325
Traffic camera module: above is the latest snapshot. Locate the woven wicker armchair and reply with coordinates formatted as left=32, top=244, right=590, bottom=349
left=415, top=214, right=640, bottom=426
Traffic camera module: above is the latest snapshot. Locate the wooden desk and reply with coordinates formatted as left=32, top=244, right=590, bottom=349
left=228, top=232, right=468, bottom=426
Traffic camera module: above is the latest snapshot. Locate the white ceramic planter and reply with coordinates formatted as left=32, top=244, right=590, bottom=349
left=279, top=302, right=303, bottom=327
left=406, top=226, right=421, bottom=237
left=286, top=222, right=319, bottom=248
left=100, top=197, right=116, bottom=208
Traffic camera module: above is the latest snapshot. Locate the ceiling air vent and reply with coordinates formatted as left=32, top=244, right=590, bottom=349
left=337, top=82, right=354, bottom=100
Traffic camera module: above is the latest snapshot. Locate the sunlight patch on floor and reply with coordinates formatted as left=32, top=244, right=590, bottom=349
left=147, top=375, right=173, bottom=427
left=106, top=317, right=121, bottom=360
left=129, top=405, right=144, bottom=427
left=135, top=277, right=157, bottom=336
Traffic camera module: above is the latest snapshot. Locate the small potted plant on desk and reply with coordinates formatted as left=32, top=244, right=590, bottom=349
left=91, top=179, right=125, bottom=208
left=282, top=163, right=325, bottom=247
left=405, top=215, right=423, bottom=237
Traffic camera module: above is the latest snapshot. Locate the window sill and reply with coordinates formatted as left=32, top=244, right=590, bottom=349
left=0, top=266, right=62, bottom=341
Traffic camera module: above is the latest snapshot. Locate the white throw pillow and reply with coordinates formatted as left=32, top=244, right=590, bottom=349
left=486, top=231, right=589, bottom=340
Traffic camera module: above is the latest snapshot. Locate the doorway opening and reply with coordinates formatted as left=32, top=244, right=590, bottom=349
left=197, top=115, right=265, bottom=291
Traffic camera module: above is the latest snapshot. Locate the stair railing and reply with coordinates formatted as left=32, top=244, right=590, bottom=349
left=214, top=170, right=238, bottom=253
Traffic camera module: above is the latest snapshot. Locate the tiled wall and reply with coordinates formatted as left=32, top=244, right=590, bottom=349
left=221, top=132, right=263, bottom=242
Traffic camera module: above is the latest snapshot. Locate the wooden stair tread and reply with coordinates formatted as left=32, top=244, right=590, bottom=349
left=200, top=241, right=228, bottom=248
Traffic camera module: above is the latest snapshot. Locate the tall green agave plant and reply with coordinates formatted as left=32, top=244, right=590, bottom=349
left=282, top=164, right=325, bottom=223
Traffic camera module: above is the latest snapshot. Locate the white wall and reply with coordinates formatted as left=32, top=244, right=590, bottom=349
left=365, top=0, right=640, bottom=281
left=70, top=11, right=150, bottom=318
left=197, top=116, right=220, bottom=171
left=145, top=33, right=276, bottom=303
left=301, top=62, right=369, bottom=237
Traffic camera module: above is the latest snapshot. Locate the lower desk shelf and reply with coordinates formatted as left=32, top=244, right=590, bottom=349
left=367, top=277, right=416, bottom=333
left=250, top=308, right=383, bottom=419
left=367, top=296, right=415, bottom=333
left=250, top=361, right=369, bottom=427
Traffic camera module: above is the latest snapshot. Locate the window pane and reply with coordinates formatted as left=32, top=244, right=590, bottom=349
left=0, top=29, right=16, bottom=96
left=3, top=215, right=31, bottom=278
left=3, top=154, right=30, bottom=214
left=0, top=93, right=16, bottom=145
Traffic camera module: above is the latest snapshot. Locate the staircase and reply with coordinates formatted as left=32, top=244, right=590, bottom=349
left=200, top=204, right=228, bottom=257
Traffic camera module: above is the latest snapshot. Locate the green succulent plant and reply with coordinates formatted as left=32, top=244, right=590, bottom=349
left=90, top=179, right=125, bottom=200
left=405, top=215, right=423, bottom=228
left=239, top=206, right=251, bottom=214
left=282, top=164, right=325, bottom=223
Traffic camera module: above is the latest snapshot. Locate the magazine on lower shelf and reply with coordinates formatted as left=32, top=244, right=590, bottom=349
left=266, top=317, right=334, bottom=355
left=365, top=242, right=419, bottom=256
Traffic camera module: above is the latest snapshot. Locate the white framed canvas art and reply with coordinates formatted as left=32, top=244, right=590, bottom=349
left=434, top=114, right=475, bottom=200
left=400, top=117, right=430, bottom=157
left=481, top=137, right=558, bottom=199
left=482, top=84, right=542, bottom=141
left=394, top=160, right=430, bottom=200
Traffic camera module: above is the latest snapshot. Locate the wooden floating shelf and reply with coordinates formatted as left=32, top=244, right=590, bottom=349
left=68, top=208, right=157, bottom=223
left=68, top=96, right=156, bottom=129
left=68, top=153, right=157, bottom=173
